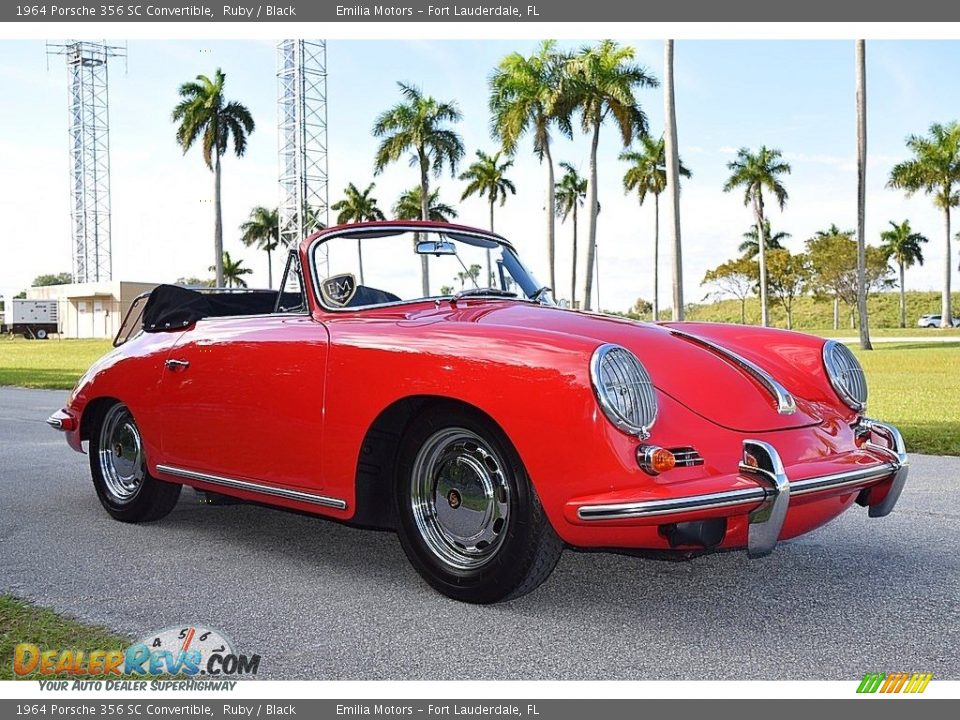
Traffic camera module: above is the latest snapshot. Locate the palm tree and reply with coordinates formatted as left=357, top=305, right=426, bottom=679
left=880, top=220, right=928, bottom=328
left=663, top=39, right=684, bottom=321
left=490, top=40, right=572, bottom=295
left=855, top=40, right=872, bottom=350
left=555, top=162, right=587, bottom=307
left=373, top=82, right=464, bottom=296
left=459, top=150, right=516, bottom=231
left=331, top=182, right=386, bottom=285
left=459, top=150, right=516, bottom=285
left=393, top=187, right=458, bottom=223
left=455, top=264, right=482, bottom=289
left=620, top=135, right=691, bottom=322
left=240, top=206, right=279, bottom=289
left=723, top=146, right=792, bottom=327
left=332, top=182, right=386, bottom=225
left=210, top=251, right=253, bottom=289
left=564, top=40, right=658, bottom=311
left=888, top=121, right=960, bottom=327
left=738, top=220, right=790, bottom=258
left=173, top=68, right=255, bottom=288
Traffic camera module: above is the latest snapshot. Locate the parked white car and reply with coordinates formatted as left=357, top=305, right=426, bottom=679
left=917, top=314, right=960, bottom=328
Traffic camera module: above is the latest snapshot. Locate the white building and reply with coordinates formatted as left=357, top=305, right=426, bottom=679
left=26, top=281, right=159, bottom=339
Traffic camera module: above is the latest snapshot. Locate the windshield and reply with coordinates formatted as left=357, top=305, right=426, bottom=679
left=309, top=226, right=551, bottom=310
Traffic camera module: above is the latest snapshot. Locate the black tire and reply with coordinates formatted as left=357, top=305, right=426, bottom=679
left=88, top=402, right=181, bottom=523
left=394, top=404, right=563, bottom=603
left=35, top=329, right=48, bottom=340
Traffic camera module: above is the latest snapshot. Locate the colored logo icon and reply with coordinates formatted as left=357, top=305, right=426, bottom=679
left=857, top=672, right=933, bottom=694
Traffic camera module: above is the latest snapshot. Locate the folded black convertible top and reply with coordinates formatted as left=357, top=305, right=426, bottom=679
left=142, top=284, right=279, bottom=332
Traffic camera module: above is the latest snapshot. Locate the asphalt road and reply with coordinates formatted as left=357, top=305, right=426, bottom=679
left=2, top=386, right=958, bottom=680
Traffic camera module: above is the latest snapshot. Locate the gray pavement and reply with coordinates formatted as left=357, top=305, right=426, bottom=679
left=1, top=386, right=958, bottom=680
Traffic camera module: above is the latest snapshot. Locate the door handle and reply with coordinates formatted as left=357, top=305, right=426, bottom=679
left=165, top=359, right=190, bottom=371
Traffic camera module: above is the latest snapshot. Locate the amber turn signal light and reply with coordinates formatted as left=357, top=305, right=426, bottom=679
left=637, top=445, right=676, bottom=476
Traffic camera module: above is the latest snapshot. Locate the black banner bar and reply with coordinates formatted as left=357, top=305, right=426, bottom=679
left=4, top=0, right=960, bottom=23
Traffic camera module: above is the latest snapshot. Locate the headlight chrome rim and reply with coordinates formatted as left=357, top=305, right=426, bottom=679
left=823, top=340, right=868, bottom=412
left=590, top=343, right=658, bottom=438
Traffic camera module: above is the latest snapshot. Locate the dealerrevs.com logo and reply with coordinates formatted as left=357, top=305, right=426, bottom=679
left=857, top=672, right=933, bottom=694
left=14, top=625, right=260, bottom=683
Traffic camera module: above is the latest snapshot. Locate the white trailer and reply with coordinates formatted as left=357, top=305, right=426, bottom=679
left=1, top=299, right=59, bottom=339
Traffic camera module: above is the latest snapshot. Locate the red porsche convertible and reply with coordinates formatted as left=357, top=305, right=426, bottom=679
left=48, top=221, right=908, bottom=603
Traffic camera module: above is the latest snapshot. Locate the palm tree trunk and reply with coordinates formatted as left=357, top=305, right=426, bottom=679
left=419, top=154, right=430, bottom=297
left=898, top=260, right=906, bottom=328
left=583, top=116, right=601, bottom=312
left=754, top=197, right=769, bottom=327
left=855, top=39, right=872, bottom=350
left=664, top=39, right=684, bottom=321
left=740, top=298, right=746, bottom=325
left=943, top=206, right=953, bottom=327
left=652, top=193, right=660, bottom=322
left=571, top=205, right=578, bottom=308
left=544, top=140, right=557, bottom=294
left=213, top=154, right=224, bottom=288
left=267, top=247, right=273, bottom=290
left=487, top=198, right=494, bottom=287
left=833, top=295, right=840, bottom=330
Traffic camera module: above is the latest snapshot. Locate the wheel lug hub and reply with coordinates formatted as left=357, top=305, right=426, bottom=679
left=447, top=489, right=461, bottom=509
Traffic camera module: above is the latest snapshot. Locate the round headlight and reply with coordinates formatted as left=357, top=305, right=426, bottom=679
left=823, top=340, right=867, bottom=412
left=590, top=344, right=658, bottom=437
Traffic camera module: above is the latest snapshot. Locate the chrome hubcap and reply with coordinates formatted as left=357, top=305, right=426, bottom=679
left=98, top=404, right=145, bottom=504
left=411, top=428, right=511, bottom=570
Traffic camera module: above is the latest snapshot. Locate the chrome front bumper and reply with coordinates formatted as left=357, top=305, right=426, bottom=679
left=46, top=409, right=76, bottom=432
left=576, top=420, right=909, bottom=558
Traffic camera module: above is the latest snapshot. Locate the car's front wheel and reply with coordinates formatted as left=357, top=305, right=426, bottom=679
left=89, top=402, right=181, bottom=522
left=395, top=405, right=563, bottom=603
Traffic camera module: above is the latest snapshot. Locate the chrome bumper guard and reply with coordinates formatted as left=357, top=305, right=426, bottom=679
left=577, top=420, right=909, bottom=558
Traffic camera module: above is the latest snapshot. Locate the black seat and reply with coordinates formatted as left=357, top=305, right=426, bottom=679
left=346, top=286, right=401, bottom=307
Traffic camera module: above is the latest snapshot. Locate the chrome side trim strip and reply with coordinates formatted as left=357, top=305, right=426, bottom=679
left=577, top=486, right=768, bottom=521
left=46, top=416, right=64, bottom=430
left=667, top=328, right=797, bottom=415
left=155, top=464, right=348, bottom=511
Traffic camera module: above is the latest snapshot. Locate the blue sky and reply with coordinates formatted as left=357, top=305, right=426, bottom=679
left=1, top=39, right=959, bottom=311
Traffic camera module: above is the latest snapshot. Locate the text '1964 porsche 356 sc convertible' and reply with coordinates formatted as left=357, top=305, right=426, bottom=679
left=48, top=221, right=909, bottom=603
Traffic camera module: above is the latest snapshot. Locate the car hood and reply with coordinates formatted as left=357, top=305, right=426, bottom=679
left=448, top=302, right=821, bottom=433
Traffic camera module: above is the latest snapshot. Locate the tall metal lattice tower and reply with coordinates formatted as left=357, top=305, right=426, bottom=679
left=277, top=40, right=329, bottom=256
left=47, top=41, right=126, bottom=283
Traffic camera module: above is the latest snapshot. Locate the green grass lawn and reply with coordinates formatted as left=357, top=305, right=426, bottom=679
left=673, top=289, right=960, bottom=330
left=818, top=327, right=960, bottom=338
left=0, top=595, right=130, bottom=680
left=0, top=336, right=955, bottom=455
left=849, top=342, right=960, bottom=456
left=0, top=337, right=112, bottom=389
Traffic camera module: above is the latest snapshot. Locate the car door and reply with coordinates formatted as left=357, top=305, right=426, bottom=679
left=158, top=256, right=330, bottom=491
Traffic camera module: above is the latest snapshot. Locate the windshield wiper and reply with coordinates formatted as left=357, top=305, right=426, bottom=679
left=451, top=287, right=518, bottom=303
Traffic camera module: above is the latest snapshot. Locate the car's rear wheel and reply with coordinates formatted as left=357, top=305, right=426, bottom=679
left=394, top=405, right=563, bottom=603
left=89, top=402, right=181, bottom=522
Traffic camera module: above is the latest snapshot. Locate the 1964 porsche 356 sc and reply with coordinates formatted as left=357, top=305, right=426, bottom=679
left=49, top=221, right=909, bottom=603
